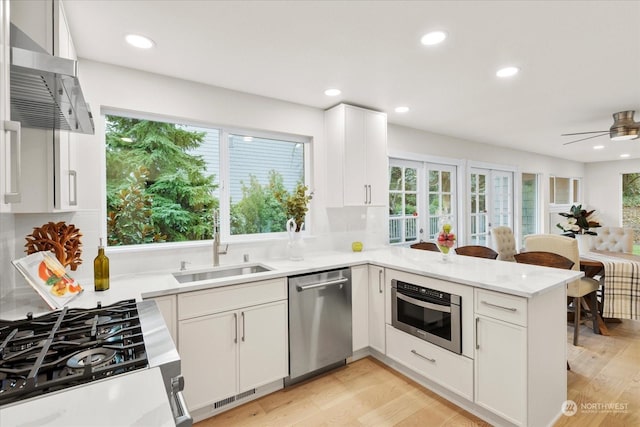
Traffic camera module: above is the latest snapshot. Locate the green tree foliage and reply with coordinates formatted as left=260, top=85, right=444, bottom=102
left=273, top=181, right=313, bottom=232
left=106, top=116, right=218, bottom=245
left=623, top=173, right=640, bottom=206
left=230, top=170, right=288, bottom=234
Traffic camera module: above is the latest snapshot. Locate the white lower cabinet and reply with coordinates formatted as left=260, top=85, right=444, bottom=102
left=351, top=265, right=369, bottom=352
left=368, top=265, right=385, bottom=353
left=149, top=295, right=177, bottom=345
left=178, top=279, right=288, bottom=412
left=474, top=313, right=526, bottom=425
left=386, top=325, right=473, bottom=401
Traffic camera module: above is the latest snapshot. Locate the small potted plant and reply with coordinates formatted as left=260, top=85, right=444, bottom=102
left=274, top=182, right=313, bottom=232
left=556, top=204, right=601, bottom=253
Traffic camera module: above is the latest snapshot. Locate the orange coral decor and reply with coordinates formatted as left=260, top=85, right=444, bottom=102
left=25, top=221, right=83, bottom=271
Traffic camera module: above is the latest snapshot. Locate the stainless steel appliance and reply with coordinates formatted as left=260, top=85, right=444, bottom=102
left=391, top=279, right=462, bottom=354
left=0, top=299, right=191, bottom=426
left=287, top=268, right=352, bottom=385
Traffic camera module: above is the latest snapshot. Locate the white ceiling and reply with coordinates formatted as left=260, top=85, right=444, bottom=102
left=62, top=0, right=640, bottom=163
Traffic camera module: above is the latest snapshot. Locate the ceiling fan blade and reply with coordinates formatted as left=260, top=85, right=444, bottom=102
left=561, top=130, right=608, bottom=136
left=562, top=133, right=609, bottom=145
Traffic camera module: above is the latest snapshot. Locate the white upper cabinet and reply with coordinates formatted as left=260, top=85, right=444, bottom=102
left=325, top=104, right=388, bottom=207
left=9, top=0, right=80, bottom=212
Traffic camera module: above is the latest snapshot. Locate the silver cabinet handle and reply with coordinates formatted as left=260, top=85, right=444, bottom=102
left=297, top=277, right=349, bottom=291
left=233, top=312, right=238, bottom=343
left=396, top=292, right=451, bottom=313
left=378, top=269, right=383, bottom=294
left=411, top=349, right=435, bottom=363
left=364, top=184, right=368, bottom=204
left=475, top=317, right=480, bottom=349
left=3, top=120, right=22, bottom=203
left=173, top=390, right=192, bottom=427
left=481, top=300, right=518, bottom=312
left=241, top=311, right=245, bottom=342
left=367, top=185, right=372, bottom=204
left=69, top=170, right=77, bottom=206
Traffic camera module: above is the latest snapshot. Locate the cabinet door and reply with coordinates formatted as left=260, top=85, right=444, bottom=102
left=179, top=311, right=238, bottom=411
left=351, top=265, right=369, bottom=352
left=238, top=301, right=288, bottom=392
left=474, top=314, right=527, bottom=426
left=151, top=295, right=177, bottom=345
left=343, top=106, right=368, bottom=206
left=55, top=130, right=78, bottom=210
left=368, top=265, right=385, bottom=353
left=364, top=111, right=388, bottom=206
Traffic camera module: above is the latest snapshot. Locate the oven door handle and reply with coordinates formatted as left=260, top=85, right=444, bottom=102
left=396, top=292, right=451, bottom=313
left=173, top=390, right=192, bottom=427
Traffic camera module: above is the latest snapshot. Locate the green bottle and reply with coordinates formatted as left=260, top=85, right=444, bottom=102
left=94, top=238, right=110, bottom=291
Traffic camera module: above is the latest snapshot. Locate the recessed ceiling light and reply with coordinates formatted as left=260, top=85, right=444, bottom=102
left=593, top=145, right=604, bottom=150
left=125, top=34, right=155, bottom=49
left=421, top=31, right=447, bottom=46
left=243, top=136, right=253, bottom=142
left=394, top=106, right=410, bottom=113
left=324, top=88, right=341, bottom=97
left=620, top=153, right=631, bottom=158
left=496, top=66, right=520, bottom=78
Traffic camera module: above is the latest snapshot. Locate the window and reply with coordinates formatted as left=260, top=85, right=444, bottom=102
left=521, top=173, right=539, bottom=244
left=389, top=163, right=419, bottom=244
left=469, top=167, right=513, bottom=246
left=549, top=176, right=581, bottom=205
left=105, top=114, right=309, bottom=247
left=622, top=173, right=639, bottom=254
left=426, top=164, right=456, bottom=239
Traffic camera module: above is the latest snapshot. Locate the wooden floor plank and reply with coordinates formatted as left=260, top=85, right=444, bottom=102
left=196, top=319, right=639, bottom=427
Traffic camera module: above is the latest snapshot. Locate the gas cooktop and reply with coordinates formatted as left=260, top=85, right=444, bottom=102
left=0, top=299, right=149, bottom=406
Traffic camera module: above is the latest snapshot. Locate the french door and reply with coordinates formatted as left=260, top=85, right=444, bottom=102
left=469, top=168, right=513, bottom=246
left=388, top=159, right=457, bottom=244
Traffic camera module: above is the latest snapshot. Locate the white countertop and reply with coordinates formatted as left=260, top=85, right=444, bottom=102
left=0, top=367, right=175, bottom=427
left=2, top=246, right=582, bottom=319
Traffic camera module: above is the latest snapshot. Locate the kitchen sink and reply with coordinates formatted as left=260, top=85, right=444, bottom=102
left=172, top=264, right=272, bottom=283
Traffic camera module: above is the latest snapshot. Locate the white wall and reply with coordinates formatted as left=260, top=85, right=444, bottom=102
left=585, top=159, right=640, bottom=226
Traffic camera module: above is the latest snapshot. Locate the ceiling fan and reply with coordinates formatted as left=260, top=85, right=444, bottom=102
left=562, top=110, right=640, bottom=145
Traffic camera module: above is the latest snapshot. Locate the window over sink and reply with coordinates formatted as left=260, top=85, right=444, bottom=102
left=105, top=112, right=310, bottom=247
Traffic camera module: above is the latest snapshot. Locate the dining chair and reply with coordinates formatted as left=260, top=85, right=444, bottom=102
left=410, top=242, right=440, bottom=252
left=592, top=227, right=634, bottom=253
left=454, top=245, right=499, bottom=259
left=523, top=234, right=600, bottom=345
left=514, top=251, right=575, bottom=270
left=491, top=226, right=517, bottom=261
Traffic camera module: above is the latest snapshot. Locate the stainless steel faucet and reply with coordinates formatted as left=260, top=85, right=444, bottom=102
left=213, top=209, right=228, bottom=266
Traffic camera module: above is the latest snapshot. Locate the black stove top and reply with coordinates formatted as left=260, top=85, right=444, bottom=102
left=0, top=299, right=148, bottom=406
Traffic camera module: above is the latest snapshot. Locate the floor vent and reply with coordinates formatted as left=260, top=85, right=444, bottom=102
left=237, top=389, right=256, bottom=400
left=214, top=396, right=235, bottom=409
left=213, top=389, right=256, bottom=409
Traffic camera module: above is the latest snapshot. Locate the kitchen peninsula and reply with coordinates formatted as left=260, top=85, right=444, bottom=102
left=2, top=247, right=581, bottom=427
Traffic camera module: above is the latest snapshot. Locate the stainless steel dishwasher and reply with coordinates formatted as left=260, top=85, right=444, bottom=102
left=286, top=267, right=352, bottom=385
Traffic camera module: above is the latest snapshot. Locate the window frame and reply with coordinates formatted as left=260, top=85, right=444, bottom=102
left=102, top=108, right=312, bottom=248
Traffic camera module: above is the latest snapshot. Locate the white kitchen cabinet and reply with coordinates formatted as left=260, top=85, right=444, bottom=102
left=351, top=264, right=369, bottom=352
left=0, top=0, right=20, bottom=212
left=368, top=265, right=385, bottom=353
left=473, top=287, right=566, bottom=427
left=9, top=0, right=80, bottom=212
left=178, top=279, right=288, bottom=412
left=149, top=294, right=177, bottom=345
left=325, top=104, right=388, bottom=207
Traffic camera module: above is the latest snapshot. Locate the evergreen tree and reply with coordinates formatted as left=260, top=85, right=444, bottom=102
left=106, top=116, right=218, bottom=245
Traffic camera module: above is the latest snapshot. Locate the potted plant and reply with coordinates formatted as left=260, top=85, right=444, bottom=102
left=556, top=204, right=601, bottom=236
left=274, top=182, right=313, bottom=232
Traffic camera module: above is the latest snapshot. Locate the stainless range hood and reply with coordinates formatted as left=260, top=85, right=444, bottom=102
left=10, top=23, right=94, bottom=134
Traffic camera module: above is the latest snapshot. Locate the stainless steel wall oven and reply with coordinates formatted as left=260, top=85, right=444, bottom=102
left=391, top=279, right=462, bottom=354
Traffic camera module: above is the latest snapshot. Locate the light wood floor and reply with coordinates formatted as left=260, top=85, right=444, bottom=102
left=195, top=320, right=639, bottom=427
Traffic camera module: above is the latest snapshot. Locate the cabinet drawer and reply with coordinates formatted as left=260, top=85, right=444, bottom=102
left=475, top=289, right=527, bottom=326
left=179, top=278, right=287, bottom=320
left=386, top=325, right=473, bottom=401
